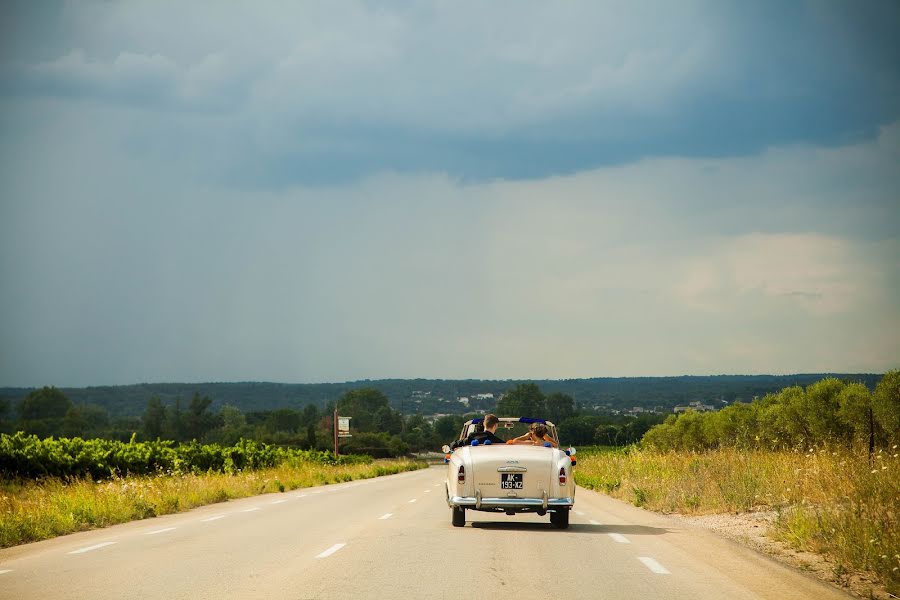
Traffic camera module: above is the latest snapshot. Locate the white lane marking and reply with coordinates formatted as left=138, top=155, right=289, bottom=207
left=638, top=557, right=671, bottom=575
left=311, top=491, right=323, bottom=494
left=433, top=483, right=440, bottom=487
left=241, top=507, right=260, bottom=513
left=270, top=499, right=288, bottom=504
left=378, top=513, right=393, bottom=520
left=145, top=527, right=177, bottom=536
left=608, top=533, right=630, bottom=544
left=201, top=515, right=226, bottom=522
left=408, top=498, right=418, bottom=503
left=575, top=511, right=585, bottom=516
left=424, top=489, right=431, bottom=493
left=295, top=494, right=308, bottom=499
left=316, top=543, right=346, bottom=558
left=69, top=542, right=117, bottom=554
left=0, top=570, right=12, bottom=575
left=589, top=519, right=601, bottom=525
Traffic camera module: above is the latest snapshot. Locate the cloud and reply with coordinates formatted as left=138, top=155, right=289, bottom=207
left=2, top=1, right=899, bottom=183
left=1, top=115, right=897, bottom=385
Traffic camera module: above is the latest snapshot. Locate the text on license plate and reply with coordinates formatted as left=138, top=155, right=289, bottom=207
left=500, top=473, right=523, bottom=489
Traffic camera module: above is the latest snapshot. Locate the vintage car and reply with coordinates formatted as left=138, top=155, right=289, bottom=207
left=442, top=417, right=576, bottom=528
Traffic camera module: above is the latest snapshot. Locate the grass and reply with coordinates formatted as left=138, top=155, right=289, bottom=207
left=0, top=458, right=425, bottom=548
left=575, top=446, right=900, bottom=595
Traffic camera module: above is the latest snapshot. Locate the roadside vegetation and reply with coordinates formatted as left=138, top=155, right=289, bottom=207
left=0, top=433, right=424, bottom=548
left=576, top=371, right=900, bottom=595
left=0, top=383, right=667, bottom=457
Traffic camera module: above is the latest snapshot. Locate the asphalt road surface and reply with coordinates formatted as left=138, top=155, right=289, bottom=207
left=0, top=465, right=851, bottom=600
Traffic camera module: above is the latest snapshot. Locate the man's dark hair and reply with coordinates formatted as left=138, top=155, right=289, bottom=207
left=483, top=413, right=499, bottom=429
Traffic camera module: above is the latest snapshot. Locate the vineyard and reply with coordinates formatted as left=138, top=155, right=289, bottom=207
left=0, top=432, right=369, bottom=480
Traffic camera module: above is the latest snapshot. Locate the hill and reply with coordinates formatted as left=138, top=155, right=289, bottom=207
left=0, top=374, right=883, bottom=417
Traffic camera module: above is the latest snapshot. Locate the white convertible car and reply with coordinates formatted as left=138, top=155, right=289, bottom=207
left=442, top=417, right=576, bottom=528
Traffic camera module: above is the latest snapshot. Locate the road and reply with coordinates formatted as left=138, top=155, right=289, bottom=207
left=0, top=465, right=850, bottom=600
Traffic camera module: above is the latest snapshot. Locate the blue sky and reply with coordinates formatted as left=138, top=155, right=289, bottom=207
left=1, top=1, right=898, bottom=386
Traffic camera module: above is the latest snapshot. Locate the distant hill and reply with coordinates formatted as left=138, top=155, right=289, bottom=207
left=0, top=374, right=883, bottom=417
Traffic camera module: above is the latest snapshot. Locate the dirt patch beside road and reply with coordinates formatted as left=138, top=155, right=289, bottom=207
left=669, top=510, right=893, bottom=600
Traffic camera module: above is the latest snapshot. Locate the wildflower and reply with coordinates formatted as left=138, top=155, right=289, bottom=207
left=871, top=469, right=878, bottom=474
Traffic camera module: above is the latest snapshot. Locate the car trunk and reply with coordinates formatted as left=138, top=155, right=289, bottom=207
left=469, top=445, right=555, bottom=499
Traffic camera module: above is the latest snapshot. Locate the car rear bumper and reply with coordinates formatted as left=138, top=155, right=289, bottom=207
left=448, top=495, right=574, bottom=509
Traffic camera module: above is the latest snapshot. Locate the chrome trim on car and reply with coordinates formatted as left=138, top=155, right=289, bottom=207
left=449, top=496, right=574, bottom=507
left=497, top=466, right=527, bottom=472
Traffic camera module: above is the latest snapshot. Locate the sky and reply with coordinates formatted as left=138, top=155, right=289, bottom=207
left=1, top=1, right=899, bottom=387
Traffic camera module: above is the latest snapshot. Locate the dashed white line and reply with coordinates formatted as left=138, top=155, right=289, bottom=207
left=424, top=489, right=431, bottom=493
left=0, top=569, right=12, bottom=575
left=638, top=557, right=671, bottom=574
left=311, top=491, right=323, bottom=495
left=201, top=515, right=226, bottom=522
left=270, top=499, right=288, bottom=504
left=316, top=543, right=346, bottom=558
left=241, top=507, right=260, bottom=513
left=295, top=494, right=308, bottom=499
left=608, top=533, right=630, bottom=544
left=408, top=498, right=418, bottom=503
left=575, top=511, right=585, bottom=516
left=589, top=519, right=601, bottom=525
left=145, top=527, right=177, bottom=536
left=378, top=513, right=393, bottom=520
left=69, top=542, right=117, bottom=555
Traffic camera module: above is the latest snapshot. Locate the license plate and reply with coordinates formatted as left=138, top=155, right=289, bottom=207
left=500, top=473, right=523, bottom=489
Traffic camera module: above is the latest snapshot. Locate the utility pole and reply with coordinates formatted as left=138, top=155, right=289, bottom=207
left=333, top=408, right=339, bottom=457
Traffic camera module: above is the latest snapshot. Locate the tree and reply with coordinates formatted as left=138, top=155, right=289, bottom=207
left=545, top=392, right=575, bottom=424
left=142, top=397, right=167, bottom=440
left=184, top=393, right=219, bottom=441
left=19, top=386, right=72, bottom=420
left=496, top=383, right=545, bottom=417
left=872, top=370, right=900, bottom=444
left=266, top=408, right=301, bottom=434
left=62, top=404, right=109, bottom=438
left=837, top=383, right=875, bottom=452
left=803, top=378, right=845, bottom=442
left=300, top=404, right=321, bottom=427
left=374, top=406, right=403, bottom=435
left=337, top=388, right=391, bottom=432
left=433, top=415, right=461, bottom=442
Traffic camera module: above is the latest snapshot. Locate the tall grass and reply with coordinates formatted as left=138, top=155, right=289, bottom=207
left=0, top=459, right=424, bottom=548
left=576, top=446, right=900, bottom=595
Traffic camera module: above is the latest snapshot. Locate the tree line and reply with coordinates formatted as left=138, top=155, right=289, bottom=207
left=641, top=371, right=900, bottom=453
left=0, top=382, right=671, bottom=456
left=3, top=373, right=882, bottom=418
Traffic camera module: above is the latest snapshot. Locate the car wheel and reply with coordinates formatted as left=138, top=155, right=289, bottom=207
left=550, top=509, right=569, bottom=529
left=451, top=506, right=465, bottom=527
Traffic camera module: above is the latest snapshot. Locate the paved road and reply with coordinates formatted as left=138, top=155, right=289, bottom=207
left=0, top=466, right=850, bottom=599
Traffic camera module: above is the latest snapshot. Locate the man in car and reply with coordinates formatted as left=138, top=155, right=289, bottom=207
left=450, top=413, right=504, bottom=449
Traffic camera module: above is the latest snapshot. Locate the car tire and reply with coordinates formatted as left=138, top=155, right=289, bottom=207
left=451, top=506, right=465, bottom=527
left=550, top=509, right=569, bottom=529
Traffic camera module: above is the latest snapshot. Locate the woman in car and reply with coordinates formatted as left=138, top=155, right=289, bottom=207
left=507, top=423, right=558, bottom=447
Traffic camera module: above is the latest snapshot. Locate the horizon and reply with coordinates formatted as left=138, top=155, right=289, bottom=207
left=2, top=2, right=899, bottom=387
left=1, top=370, right=888, bottom=391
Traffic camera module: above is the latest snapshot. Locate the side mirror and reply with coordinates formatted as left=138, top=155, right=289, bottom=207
left=441, top=445, right=451, bottom=454
left=567, top=447, right=576, bottom=456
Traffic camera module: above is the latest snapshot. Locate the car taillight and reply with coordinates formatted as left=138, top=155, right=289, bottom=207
left=457, top=465, right=465, bottom=484
left=558, top=467, right=567, bottom=485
